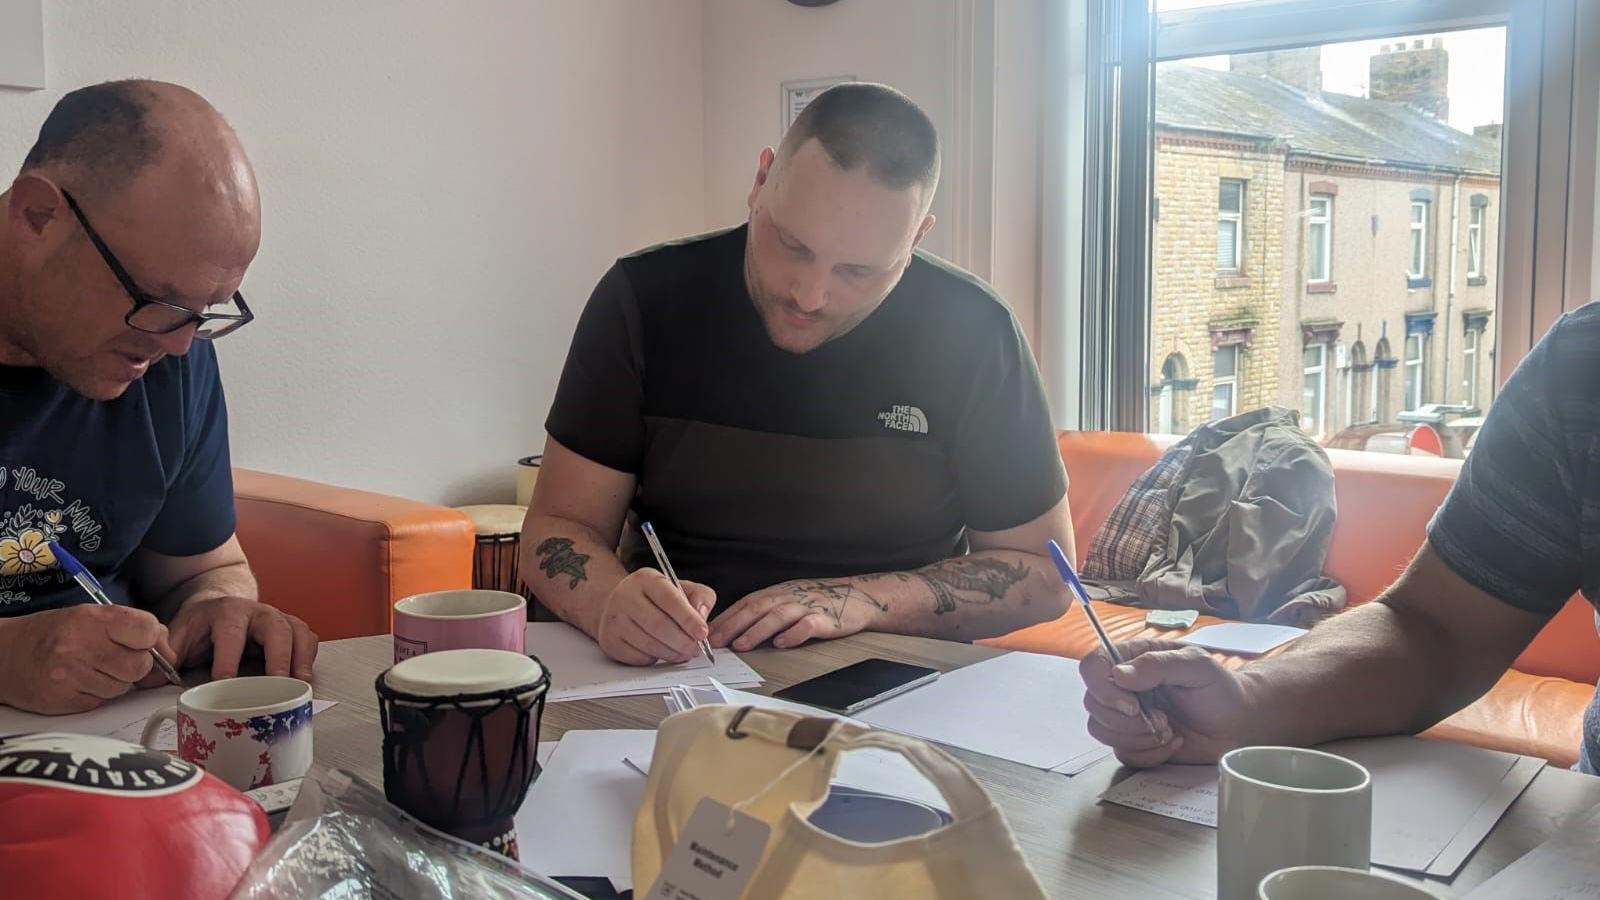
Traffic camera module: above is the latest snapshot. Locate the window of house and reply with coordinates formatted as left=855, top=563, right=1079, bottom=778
left=1347, top=341, right=1370, bottom=425
left=1468, top=204, right=1485, bottom=279
left=1211, top=345, right=1239, bottom=421
left=1217, top=179, right=1245, bottom=272
left=1409, top=200, right=1429, bottom=279
left=1462, top=327, right=1479, bottom=408
left=1308, top=195, right=1332, bottom=282
left=1302, top=343, right=1327, bottom=436
left=1404, top=333, right=1425, bottom=410
left=1155, top=353, right=1189, bottom=433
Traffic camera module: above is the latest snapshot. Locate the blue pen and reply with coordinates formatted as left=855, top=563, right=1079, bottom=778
left=1047, top=539, right=1159, bottom=734
left=49, top=541, right=183, bottom=686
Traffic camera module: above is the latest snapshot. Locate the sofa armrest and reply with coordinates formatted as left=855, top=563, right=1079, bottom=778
left=233, top=469, right=475, bottom=640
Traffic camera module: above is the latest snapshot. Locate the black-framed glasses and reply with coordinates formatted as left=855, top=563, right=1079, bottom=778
left=62, top=190, right=253, bottom=340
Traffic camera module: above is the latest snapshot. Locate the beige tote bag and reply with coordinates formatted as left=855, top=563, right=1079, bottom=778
left=633, top=704, right=1047, bottom=899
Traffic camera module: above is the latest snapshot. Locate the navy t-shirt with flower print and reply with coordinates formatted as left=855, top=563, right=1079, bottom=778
left=0, top=341, right=236, bottom=615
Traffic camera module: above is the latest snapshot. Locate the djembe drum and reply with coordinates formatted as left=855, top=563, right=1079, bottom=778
left=376, top=648, right=550, bottom=859
left=454, top=504, right=529, bottom=598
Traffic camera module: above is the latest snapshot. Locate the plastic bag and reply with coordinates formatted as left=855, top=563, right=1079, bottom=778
left=229, top=768, right=582, bottom=900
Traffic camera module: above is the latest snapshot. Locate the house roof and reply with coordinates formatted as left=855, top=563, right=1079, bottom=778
left=1156, top=64, right=1501, bottom=175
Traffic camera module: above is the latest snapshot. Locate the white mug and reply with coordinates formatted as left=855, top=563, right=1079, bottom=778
left=1218, top=746, right=1372, bottom=900
left=142, top=676, right=314, bottom=792
left=1259, top=865, right=1441, bottom=899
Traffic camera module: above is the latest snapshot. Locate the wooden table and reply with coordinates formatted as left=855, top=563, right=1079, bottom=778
left=309, top=633, right=1598, bottom=899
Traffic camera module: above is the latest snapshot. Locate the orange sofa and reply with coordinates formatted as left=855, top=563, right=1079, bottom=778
left=233, top=469, right=475, bottom=641
left=981, top=432, right=1600, bottom=766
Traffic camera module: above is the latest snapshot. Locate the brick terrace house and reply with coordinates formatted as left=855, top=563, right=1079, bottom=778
left=1149, top=40, right=1501, bottom=441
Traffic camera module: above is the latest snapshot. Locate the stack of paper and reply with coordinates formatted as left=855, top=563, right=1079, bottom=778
left=0, top=687, right=337, bottom=752
left=1100, top=735, right=1545, bottom=875
left=1464, top=802, right=1600, bottom=899
left=517, top=729, right=654, bottom=893
left=660, top=679, right=950, bottom=811
left=524, top=622, right=761, bottom=702
left=853, top=651, right=1113, bottom=775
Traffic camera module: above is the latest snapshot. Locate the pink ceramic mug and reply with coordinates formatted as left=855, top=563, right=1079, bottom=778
left=393, top=590, right=527, bottom=662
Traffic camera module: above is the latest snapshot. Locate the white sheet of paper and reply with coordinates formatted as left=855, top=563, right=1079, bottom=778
left=1, top=691, right=337, bottom=752
left=1464, top=802, right=1600, bottom=899
left=525, top=622, right=760, bottom=702
left=514, top=729, right=656, bottom=883
left=1101, top=736, right=1538, bottom=874
left=1427, top=754, right=1544, bottom=877
left=855, top=651, right=1106, bottom=771
left=1178, top=622, right=1307, bottom=655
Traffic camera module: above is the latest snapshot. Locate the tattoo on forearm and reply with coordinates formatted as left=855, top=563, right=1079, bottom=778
left=785, top=578, right=893, bottom=630
left=535, top=537, right=590, bottom=590
left=916, top=557, right=1029, bottom=615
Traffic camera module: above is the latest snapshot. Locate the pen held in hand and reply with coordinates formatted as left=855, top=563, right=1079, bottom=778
left=1045, top=539, right=1160, bottom=735
left=639, top=522, right=716, bottom=665
left=48, top=541, right=183, bottom=687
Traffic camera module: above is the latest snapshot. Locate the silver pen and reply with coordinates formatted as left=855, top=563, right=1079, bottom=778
left=50, top=541, right=183, bottom=686
left=640, top=522, right=716, bottom=664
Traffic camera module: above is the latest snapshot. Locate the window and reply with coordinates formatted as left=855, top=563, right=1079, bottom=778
left=1211, top=345, right=1238, bottom=421
left=1217, top=179, right=1245, bottom=272
left=1404, top=333, right=1425, bottom=410
left=1302, top=344, right=1327, bottom=436
left=1462, top=328, right=1480, bottom=408
left=1373, top=337, right=1393, bottom=423
left=1155, top=353, right=1190, bottom=434
left=1468, top=204, right=1485, bottom=279
left=1347, top=341, right=1370, bottom=425
left=1308, top=195, right=1332, bottom=282
left=1409, top=200, right=1429, bottom=279
left=1096, top=0, right=1587, bottom=455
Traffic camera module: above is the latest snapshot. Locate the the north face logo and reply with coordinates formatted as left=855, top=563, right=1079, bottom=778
left=877, top=405, right=929, bottom=434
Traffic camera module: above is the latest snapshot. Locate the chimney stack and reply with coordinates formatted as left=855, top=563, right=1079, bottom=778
left=1369, top=38, right=1449, bottom=120
left=1230, top=46, right=1323, bottom=94
left=1474, top=123, right=1502, bottom=144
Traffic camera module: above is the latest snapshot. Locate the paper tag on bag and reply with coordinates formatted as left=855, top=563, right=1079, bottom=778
left=645, top=798, right=770, bottom=900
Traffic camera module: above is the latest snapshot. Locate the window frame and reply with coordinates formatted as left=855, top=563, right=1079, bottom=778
left=1302, top=343, right=1328, bottom=437
left=1211, top=344, right=1239, bottom=421
left=1404, top=332, right=1426, bottom=410
left=1217, top=178, right=1246, bottom=273
left=1408, top=200, right=1429, bottom=279
left=1462, top=326, right=1480, bottom=407
left=1308, top=194, right=1333, bottom=283
left=1074, top=0, right=1597, bottom=432
left=1467, top=204, right=1485, bottom=279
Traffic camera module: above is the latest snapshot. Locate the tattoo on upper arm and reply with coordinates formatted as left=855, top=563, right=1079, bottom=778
left=535, top=537, right=590, bottom=590
left=916, top=558, right=1029, bottom=614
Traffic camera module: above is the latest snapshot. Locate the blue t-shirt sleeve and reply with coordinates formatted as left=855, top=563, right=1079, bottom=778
left=141, top=342, right=237, bottom=557
left=1427, top=314, right=1586, bottom=613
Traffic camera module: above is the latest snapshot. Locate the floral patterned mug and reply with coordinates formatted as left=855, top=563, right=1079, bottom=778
left=141, top=676, right=313, bottom=792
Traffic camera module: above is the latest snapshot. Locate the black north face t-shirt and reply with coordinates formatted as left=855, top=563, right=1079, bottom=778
left=546, top=226, right=1066, bottom=610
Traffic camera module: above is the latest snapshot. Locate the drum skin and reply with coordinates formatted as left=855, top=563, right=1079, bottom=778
left=0, top=732, right=269, bottom=900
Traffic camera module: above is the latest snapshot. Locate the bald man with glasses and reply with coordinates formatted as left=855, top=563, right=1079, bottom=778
left=0, top=80, right=316, bottom=715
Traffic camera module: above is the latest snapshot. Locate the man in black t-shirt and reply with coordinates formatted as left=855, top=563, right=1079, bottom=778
left=0, top=81, right=316, bottom=714
left=524, top=83, right=1073, bottom=665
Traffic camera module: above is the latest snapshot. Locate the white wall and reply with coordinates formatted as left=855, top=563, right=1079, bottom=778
left=0, top=1, right=707, bottom=504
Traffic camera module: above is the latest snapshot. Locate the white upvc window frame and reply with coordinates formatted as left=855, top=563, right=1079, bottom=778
left=1409, top=200, right=1429, bottom=279
left=1308, top=195, right=1333, bottom=282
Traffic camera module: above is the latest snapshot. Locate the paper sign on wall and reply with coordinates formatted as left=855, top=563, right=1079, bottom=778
left=0, top=0, right=45, bottom=90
